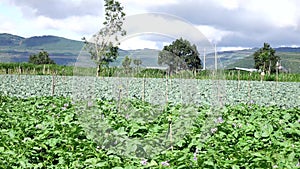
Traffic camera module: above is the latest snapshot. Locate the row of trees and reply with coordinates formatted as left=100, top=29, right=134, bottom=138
left=121, top=56, right=142, bottom=69
left=28, top=50, right=56, bottom=65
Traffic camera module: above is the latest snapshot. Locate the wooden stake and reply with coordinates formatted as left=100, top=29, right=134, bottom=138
left=47, top=65, right=50, bottom=75
left=43, top=64, right=46, bottom=75
left=248, top=72, right=252, bottom=102
left=165, top=73, right=168, bottom=103
left=52, top=71, right=56, bottom=96
left=169, top=121, right=173, bottom=151
left=142, top=75, right=145, bottom=102
left=238, top=70, right=240, bottom=91
left=118, top=87, right=122, bottom=113
left=126, top=78, right=129, bottom=99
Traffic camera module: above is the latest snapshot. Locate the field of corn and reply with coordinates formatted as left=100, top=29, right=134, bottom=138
left=0, top=74, right=299, bottom=168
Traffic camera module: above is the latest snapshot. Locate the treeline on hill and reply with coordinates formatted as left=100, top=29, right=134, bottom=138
left=0, top=62, right=299, bottom=82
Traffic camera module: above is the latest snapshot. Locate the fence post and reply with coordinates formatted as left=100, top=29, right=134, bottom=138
left=51, top=71, right=56, bottom=96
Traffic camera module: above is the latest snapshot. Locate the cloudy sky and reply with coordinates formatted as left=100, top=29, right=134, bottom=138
left=1, top=0, right=300, bottom=50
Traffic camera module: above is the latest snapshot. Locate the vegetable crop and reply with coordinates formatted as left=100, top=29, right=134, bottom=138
left=0, top=95, right=299, bottom=168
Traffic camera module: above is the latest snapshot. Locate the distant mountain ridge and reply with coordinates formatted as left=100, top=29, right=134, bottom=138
left=0, top=33, right=299, bottom=73
left=0, top=33, right=24, bottom=46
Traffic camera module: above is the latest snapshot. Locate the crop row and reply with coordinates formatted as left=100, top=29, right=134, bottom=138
left=0, top=96, right=299, bottom=168
left=1, top=75, right=299, bottom=108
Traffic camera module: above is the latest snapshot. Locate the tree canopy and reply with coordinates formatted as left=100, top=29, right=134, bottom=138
left=122, top=56, right=132, bottom=69
left=133, top=58, right=142, bottom=67
left=28, top=51, right=55, bottom=65
left=83, top=0, right=126, bottom=76
left=253, top=43, right=280, bottom=74
left=158, top=38, right=202, bottom=74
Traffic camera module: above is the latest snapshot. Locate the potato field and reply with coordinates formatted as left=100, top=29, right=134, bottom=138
left=0, top=74, right=299, bottom=168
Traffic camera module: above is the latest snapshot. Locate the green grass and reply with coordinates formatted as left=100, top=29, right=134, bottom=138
left=1, top=62, right=300, bottom=82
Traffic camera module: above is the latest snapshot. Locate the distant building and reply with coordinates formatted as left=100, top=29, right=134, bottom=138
left=278, top=65, right=289, bottom=73
left=228, top=66, right=289, bottom=73
left=228, top=67, right=259, bottom=72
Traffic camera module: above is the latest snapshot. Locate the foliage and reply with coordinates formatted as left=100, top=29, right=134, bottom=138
left=0, top=62, right=300, bottom=81
left=133, top=58, right=142, bottom=67
left=28, top=51, right=56, bottom=65
left=122, top=56, right=132, bottom=69
left=158, top=38, right=202, bottom=74
left=83, top=0, right=126, bottom=76
left=253, top=43, right=280, bottom=73
left=0, top=62, right=73, bottom=75
left=1, top=75, right=299, bottom=108
left=0, top=95, right=299, bottom=168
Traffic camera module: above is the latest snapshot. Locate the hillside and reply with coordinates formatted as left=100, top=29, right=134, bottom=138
left=0, top=33, right=299, bottom=72
left=0, top=33, right=83, bottom=65
left=224, top=50, right=300, bottom=73
left=0, top=33, right=25, bottom=46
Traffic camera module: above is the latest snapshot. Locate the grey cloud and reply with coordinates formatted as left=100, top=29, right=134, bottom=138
left=150, top=1, right=273, bottom=33
left=7, top=0, right=103, bottom=19
left=149, top=0, right=300, bottom=47
left=220, top=27, right=300, bottom=47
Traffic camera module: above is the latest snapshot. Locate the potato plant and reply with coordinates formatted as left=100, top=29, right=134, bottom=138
left=0, top=75, right=299, bottom=107
left=0, top=95, right=299, bottom=168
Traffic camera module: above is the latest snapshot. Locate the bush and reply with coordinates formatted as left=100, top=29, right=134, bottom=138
left=29, top=51, right=56, bottom=65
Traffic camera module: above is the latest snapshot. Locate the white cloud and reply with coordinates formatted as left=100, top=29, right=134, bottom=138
left=2, top=0, right=102, bottom=19
left=219, top=46, right=250, bottom=51
left=0, top=22, right=16, bottom=34
left=279, top=45, right=300, bottom=48
left=35, top=15, right=99, bottom=33
left=162, top=42, right=171, bottom=47
left=243, top=0, right=298, bottom=28
left=196, top=25, right=233, bottom=44
left=214, top=0, right=240, bottom=10
left=118, top=0, right=179, bottom=16
left=1, top=0, right=300, bottom=47
left=119, top=0, right=178, bottom=8
left=119, top=36, right=159, bottom=50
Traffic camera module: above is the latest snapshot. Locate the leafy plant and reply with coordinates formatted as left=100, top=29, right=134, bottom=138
left=0, top=96, right=299, bottom=168
left=28, top=50, right=56, bottom=65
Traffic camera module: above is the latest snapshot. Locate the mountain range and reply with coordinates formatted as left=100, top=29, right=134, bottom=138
left=0, top=33, right=299, bottom=73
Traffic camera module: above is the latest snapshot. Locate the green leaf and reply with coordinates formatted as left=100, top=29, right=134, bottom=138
left=232, top=165, right=240, bottom=169
left=261, top=124, right=273, bottom=137
left=254, top=131, right=261, bottom=138
left=147, top=160, right=158, bottom=167
left=95, top=162, right=107, bottom=167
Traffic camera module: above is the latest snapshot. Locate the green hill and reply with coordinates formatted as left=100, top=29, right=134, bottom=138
left=225, top=50, right=300, bottom=73
left=0, top=33, right=299, bottom=73
left=0, top=33, right=84, bottom=65
left=0, top=33, right=24, bottom=46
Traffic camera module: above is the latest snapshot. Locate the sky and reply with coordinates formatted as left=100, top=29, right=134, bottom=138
left=0, top=0, right=300, bottom=50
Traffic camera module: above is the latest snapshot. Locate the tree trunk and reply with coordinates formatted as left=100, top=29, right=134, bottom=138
left=268, top=60, right=271, bottom=75
left=97, top=64, right=101, bottom=77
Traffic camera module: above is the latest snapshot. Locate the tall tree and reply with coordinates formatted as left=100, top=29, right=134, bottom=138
left=83, top=0, right=126, bottom=76
left=133, top=58, right=142, bottom=67
left=122, top=56, right=132, bottom=69
left=158, top=38, right=202, bottom=74
left=253, top=43, right=280, bottom=74
left=28, top=51, right=55, bottom=65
